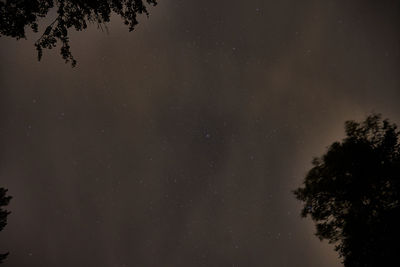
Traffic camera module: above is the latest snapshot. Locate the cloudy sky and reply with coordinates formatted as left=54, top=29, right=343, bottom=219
left=0, top=0, right=399, bottom=266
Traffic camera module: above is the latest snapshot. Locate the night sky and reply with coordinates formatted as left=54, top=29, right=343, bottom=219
left=0, top=0, right=399, bottom=266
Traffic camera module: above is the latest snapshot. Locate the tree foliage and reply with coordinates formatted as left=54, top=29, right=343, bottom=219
left=0, top=188, right=11, bottom=264
left=0, top=0, right=157, bottom=66
left=294, top=114, right=400, bottom=266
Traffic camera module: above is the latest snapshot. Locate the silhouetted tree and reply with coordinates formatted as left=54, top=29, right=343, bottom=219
left=294, top=114, right=400, bottom=267
left=0, top=188, right=11, bottom=264
left=0, top=0, right=157, bottom=66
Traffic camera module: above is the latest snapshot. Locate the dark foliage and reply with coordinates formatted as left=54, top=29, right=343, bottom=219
left=294, top=114, right=400, bottom=266
left=0, top=0, right=157, bottom=66
left=0, top=188, right=11, bottom=264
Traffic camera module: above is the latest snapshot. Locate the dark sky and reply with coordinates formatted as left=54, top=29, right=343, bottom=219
left=0, top=0, right=399, bottom=266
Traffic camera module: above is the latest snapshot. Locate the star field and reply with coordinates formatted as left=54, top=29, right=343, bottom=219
left=0, top=0, right=399, bottom=266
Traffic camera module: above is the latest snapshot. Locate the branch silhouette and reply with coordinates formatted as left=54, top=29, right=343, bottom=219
left=0, top=0, right=157, bottom=66
left=0, top=188, right=12, bottom=265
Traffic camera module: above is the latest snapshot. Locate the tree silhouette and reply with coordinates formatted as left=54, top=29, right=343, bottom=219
left=294, top=114, right=400, bottom=267
left=0, top=188, right=12, bottom=264
left=0, top=0, right=157, bottom=66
